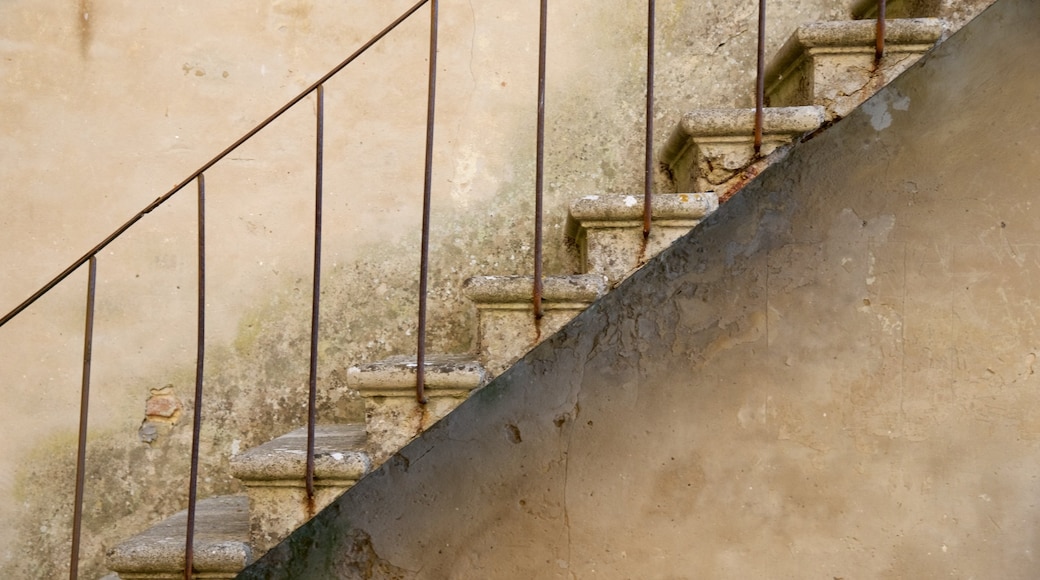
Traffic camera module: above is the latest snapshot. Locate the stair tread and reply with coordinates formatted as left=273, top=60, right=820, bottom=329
left=567, top=192, right=718, bottom=227
left=107, top=495, right=251, bottom=574
left=348, top=354, right=487, bottom=393
left=463, top=274, right=607, bottom=304
left=851, top=0, right=941, bottom=19
left=766, top=18, right=944, bottom=86
left=660, top=106, right=824, bottom=169
left=229, top=424, right=371, bottom=483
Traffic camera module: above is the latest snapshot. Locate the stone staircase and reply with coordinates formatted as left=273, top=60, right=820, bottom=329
left=104, top=2, right=951, bottom=577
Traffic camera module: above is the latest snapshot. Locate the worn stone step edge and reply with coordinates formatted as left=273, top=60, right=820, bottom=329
left=659, top=106, right=825, bottom=169
left=852, top=0, right=941, bottom=18
left=229, top=424, right=371, bottom=484
left=462, top=274, right=607, bottom=307
left=765, top=18, right=944, bottom=95
left=347, top=354, right=488, bottom=397
left=565, top=192, right=718, bottom=236
left=106, top=495, right=251, bottom=577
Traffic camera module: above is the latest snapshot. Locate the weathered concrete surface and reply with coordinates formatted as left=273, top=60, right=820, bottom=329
left=240, top=0, right=1040, bottom=577
left=765, top=19, right=943, bottom=119
left=566, top=193, right=718, bottom=285
left=107, top=495, right=250, bottom=579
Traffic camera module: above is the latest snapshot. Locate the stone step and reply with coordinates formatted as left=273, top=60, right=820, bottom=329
left=765, top=18, right=944, bottom=119
left=228, top=424, right=371, bottom=555
left=851, top=0, right=941, bottom=18
left=347, top=354, right=488, bottom=464
left=106, top=495, right=251, bottom=580
left=566, top=193, right=718, bottom=285
left=463, top=274, right=607, bottom=376
left=660, top=106, right=824, bottom=201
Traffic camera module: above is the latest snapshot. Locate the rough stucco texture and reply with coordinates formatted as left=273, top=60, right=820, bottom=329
left=241, top=0, right=1040, bottom=577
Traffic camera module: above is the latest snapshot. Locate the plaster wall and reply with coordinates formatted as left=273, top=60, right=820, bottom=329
left=242, top=0, right=1040, bottom=576
left=0, top=0, right=993, bottom=577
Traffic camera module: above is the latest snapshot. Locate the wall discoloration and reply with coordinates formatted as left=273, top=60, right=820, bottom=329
left=0, top=0, right=999, bottom=577
left=77, top=0, right=93, bottom=58
left=240, top=1, right=1040, bottom=577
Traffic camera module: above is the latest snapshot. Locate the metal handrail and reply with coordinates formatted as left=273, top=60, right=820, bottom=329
left=0, top=0, right=432, bottom=330
left=183, top=174, right=206, bottom=578
left=754, top=0, right=766, bottom=154
left=68, top=256, right=96, bottom=580
left=416, top=0, right=441, bottom=405
left=4, top=0, right=830, bottom=575
left=5, top=3, right=436, bottom=577
left=642, top=0, right=657, bottom=240
left=876, top=0, right=887, bottom=60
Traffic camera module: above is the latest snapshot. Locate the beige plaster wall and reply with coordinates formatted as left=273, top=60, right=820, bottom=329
left=241, top=0, right=1040, bottom=576
left=0, top=0, right=991, bottom=577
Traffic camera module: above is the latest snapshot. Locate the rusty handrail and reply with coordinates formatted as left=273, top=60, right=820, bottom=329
left=753, top=0, right=766, bottom=154
left=0, top=0, right=432, bottom=329
left=642, top=0, right=656, bottom=240
left=183, top=174, right=206, bottom=579
left=416, top=0, right=440, bottom=405
left=0, top=1, right=436, bottom=574
left=304, top=84, right=325, bottom=505
left=68, top=256, right=96, bottom=580
left=875, top=0, right=887, bottom=61
left=533, top=0, right=549, bottom=321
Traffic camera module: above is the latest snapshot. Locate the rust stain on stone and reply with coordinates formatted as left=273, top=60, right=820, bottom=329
left=719, top=163, right=762, bottom=203
left=304, top=492, right=317, bottom=520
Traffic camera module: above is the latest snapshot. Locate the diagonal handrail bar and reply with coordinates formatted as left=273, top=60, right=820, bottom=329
left=0, top=0, right=431, bottom=329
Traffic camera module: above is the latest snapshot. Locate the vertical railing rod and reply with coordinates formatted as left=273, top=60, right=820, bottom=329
left=533, top=0, right=548, bottom=320
left=306, top=85, right=325, bottom=501
left=875, top=0, right=887, bottom=61
left=416, top=0, right=439, bottom=405
left=642, top=0, right=656, bottom=239
left=183, top=174, right=206, bottom=580
left=69, top=255, right=97, bottom=580
left=753, top=0, right=766, bottom=155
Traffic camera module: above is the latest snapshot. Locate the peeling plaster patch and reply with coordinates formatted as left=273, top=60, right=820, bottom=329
left=863, top=90, right=911, bottom=131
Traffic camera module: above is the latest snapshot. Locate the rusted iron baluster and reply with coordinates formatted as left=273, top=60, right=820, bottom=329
left=416, top=0, right=439, bottom=404
left=754, top=0, right=766, bottom=155
left=184, top=174, right=206, bottom=579
left=533, top=0, right=548, bottom=320
left=875, top=0, right=887, bottom=61
left=306, top=85, right=325, bottom=501
left=69, top=255, right=97, bottom=580
left=643, top=0, right=656, bottom=239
